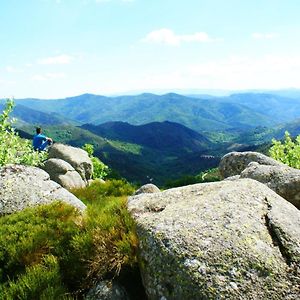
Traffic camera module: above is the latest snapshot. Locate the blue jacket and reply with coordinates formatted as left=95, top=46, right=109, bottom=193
left=33, top=134, right=47, bottom=151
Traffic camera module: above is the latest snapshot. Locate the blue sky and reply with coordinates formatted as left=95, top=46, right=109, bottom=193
left=1, top=0, right=300, bottom=98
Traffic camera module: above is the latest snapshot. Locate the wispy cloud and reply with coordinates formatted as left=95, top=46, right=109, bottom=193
left=142, top=28, right=219, bottom=46
left=32, top=73, right=66, bottom=81
left=251, top=33, right=279, bottom=40
left=185, top=54, right=300, bottom=89
left=6, top=66, right=23, bottom=73
left=37, top=54, right=73, bottom=65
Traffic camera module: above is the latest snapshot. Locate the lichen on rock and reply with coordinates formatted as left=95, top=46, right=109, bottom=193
left=128, top=179, right=300, bottom=299
left=0, top=164, right=86, bottom=215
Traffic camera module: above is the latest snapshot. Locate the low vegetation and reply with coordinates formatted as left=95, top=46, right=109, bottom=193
left=164, top=168, right=221, bottom=188
left=269, top=131, right=300, bottom=169
left=0, top=180, right=138, bottom=299
left=82, top=143, right=109, bottom=179
left=0, top=99, right=47, bottom=167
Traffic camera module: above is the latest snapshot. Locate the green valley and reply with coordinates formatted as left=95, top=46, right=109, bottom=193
left=7, top=91, right=300, bottom=187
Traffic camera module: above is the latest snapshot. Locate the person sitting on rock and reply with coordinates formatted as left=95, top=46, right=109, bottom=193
left=33, top=127, right=53, bottom=151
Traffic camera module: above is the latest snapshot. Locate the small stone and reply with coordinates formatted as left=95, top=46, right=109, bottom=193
left=229, top=282, right=238, bottom=290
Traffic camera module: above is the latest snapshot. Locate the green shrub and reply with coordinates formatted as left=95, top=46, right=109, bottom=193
left=269, top=131, right=300, bottom=169
left=0, top=255, right=69, bottom=300
left=91, top=156, right=108, bottom=179
left=0, top=99, right=47, bottom=167
left=72, top=179, right=135, bottom=201
left=0, top=202, right=86, bottom=295
left=82, top=143, right=108, bottom=179
left=0, top=180, right=138, bottom=298
left=72, top=180, right=137, bottom=280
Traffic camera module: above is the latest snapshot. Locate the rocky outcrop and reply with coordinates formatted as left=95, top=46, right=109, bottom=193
left=43, top=158, right=86, bottom=190
left=134, top=183, right=160, bottom=195
left=85, top=280, right=129, bottom=300
left=240, top=162, right=300, bottom=209
left=128, top=179, right=300, bottom=299
left=0, top=164, right=86, bottom=215
left=49, top=143, right=93, bottom=182
left=219, top=151, right=283, bottom=179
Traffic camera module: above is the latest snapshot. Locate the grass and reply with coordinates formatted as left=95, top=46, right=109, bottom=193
left=0, top=179, right=139, bottom=299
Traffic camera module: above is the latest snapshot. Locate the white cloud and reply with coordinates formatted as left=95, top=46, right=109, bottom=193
left=32, top=75, right=47, bottom=81
left=252, top=33, right=279, bottom=40
left=0, top=78, right=15, bottom=85
left=37, top=54, right=73, bottom=65
left=6, top=66, right=23, bottom=73
left=184, top=55, right=300, bottom=89
left=32, top=73, right=66, bottom=81
left=114, top=54, right=300, bottom=92
left=142, top=28, right=219, bottom=46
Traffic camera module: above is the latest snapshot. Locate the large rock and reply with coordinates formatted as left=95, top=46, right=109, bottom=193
left=134, top=184, right=160, bottom=196
left=0, top=164, right=86, bottom=215
left=43, top=158, right=86, bottom=190
left=219, top=151, right=283, bottom=178
left=49, top=143, right=93, bottom=182
left=241, top=162, right=300, bottom=209
left=128, top=179, right=300, bottom=299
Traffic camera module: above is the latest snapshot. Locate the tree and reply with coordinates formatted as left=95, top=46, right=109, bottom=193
left=269, top=131, right=300, bottom=169
left=0, top=99, right=47, bottom=167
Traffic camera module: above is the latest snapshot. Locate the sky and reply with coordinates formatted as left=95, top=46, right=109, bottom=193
left=1, top=0, right=300, bottom=98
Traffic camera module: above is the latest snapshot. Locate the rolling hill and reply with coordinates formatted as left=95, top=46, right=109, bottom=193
left=18, top=122, right=219, bottom=186
left=13, top=92, right=289, bottom=132
left=80, top=121, right=212, bottom=153
left=217, top=93, right=300, bottom=124
left=0, top=103, right=77, bottom=127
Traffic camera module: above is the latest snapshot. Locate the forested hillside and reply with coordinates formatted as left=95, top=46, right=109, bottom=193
left=10, top=91, right=300, bottom=185
left=13, top=92, right=299, bottom=131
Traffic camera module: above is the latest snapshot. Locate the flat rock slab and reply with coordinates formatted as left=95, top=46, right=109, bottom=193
left=128, top=179, right=300, bottom=300
left=0, top=164, right=86, bottom=215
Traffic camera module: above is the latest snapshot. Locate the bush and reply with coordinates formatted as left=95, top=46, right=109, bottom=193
left=269, top=131, right=300, bottom=169
left=0, top=180, right=138, bottom=298
left=0, top=202, right=85, bottom=296
left=0, top=255, right=69, bottom=300
left=82, top=143, right=108, bottom=179
left=72, top=179, right=135, bottom=201
left=0, top=99, right=47, bottom=167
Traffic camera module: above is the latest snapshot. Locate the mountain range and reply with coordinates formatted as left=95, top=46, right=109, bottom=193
left=12, top=92, right=300, bottom=132
left=2, top=91, right=300, bottom=185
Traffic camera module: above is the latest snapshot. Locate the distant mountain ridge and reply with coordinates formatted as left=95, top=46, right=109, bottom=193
left=12, top=92, right=300, bottom=132
left=0, top=103, right=77, bottom=126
